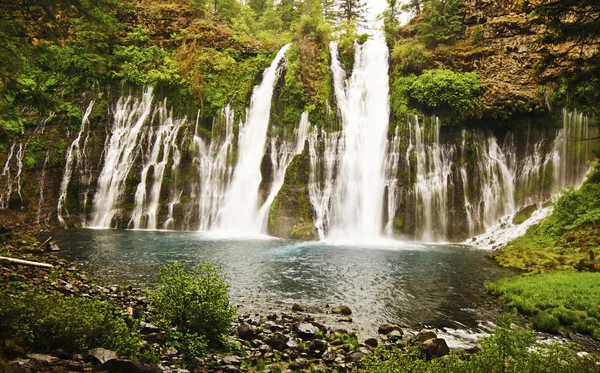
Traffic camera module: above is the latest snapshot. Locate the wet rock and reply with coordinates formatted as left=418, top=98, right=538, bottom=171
left=265, top=320, right=285, bottom=332
left=27, top=353, right=58, bottom=364
left=289, top=358, right=310, bottom=370
left=267, top=333, right=289, bottom=351
left=322, top=350, right=336, bottom=363
left=307, top=339, right=328, bottom=357
left=142, top=332, right=166, bottom=345
left=292, top=303, right=308, bottom=312
left=139, top=321, right=159, bottom=334
left=86, top=348, right=118, bottom=364
left=237, top=324, right=255, bottom=341
left=286, top=339, right=299, bottom=350
left=222, top=355, right=241, bottom=366
left=421, top=338, right=449, bottom=359
left=415, top=329, right=437, bottom=342
left=388, top=330, right=403, bottom=341
left=346, top=351, right=364, bottom=363
left=296, top=323, right=319, bottom=340
left=364, top=338, right=378, bottom=348
left=377, top=323, right=403, bottom=335
left=331, top=305, right=352, bottom=315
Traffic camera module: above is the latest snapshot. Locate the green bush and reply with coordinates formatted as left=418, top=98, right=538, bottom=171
left=149, top=261, right=236, bottom=345
left=0, top=291, right=138, bottom=354
left=408, top=69, right=480, bottom=121
left=533, top=311, right=560, bottom=333
left=165, top=331, right=207, bottom=369
left=361, top=313, right=599, bottom=372
left=391, top=40, right=429, bottom=74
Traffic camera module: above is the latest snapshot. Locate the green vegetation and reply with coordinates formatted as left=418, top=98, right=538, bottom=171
left=492, top=161, right=600, bottom=272
left=418, top=0, right=464, bottom=48
left=362, top=314, right=598, bottom=373
left=149, top=260, right=236, bottom=345
left=487, top=273, right=600, bottom=339
left=0, top=291, right=138, bottom=354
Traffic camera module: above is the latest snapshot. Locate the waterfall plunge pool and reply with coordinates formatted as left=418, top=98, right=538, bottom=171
left=54, top=229, right=513, bottom=348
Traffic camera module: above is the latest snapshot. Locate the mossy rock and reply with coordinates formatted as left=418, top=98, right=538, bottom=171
left=512, top=204, right=538, bottom=225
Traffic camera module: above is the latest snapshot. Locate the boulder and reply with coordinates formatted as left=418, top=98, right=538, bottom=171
left=289, top=358, right=310, bottom=370
left=296, top=323, right=319, bottom=340
left=2, top=340, right=26, bottom=359
left=139, top=322, right=159, bottom=334
left=364, top=338, right=378, bottom=348
left=86, top=348, right=118, bottom=364
left=377, top=323, right=403, bottom=335
left=307, top=339, right=328, bottom=357
left=27, top=353, right=58, bottom=364
left=46, top=240, right=61, bottom=252
left=415, top=329, right=437, bottom=342
left=346, top=351, right=364, bottom=363
left=237, top=324, right=255, bottom=341
left=331, top=305, right=352, bottom=315
left=267, top=333, right=289, bottom=351
left=421, top=338, right=450, bottom=359
left=292, top=303, right=308, bottom=312
left=222, top=356, right=241, bottom=366
left=322, top=350, right=336, bottom=363
left=94, top=358, right=160, bottom=373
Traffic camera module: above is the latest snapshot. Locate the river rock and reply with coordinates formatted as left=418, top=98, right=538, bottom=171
left=46, top=240, right=61, bottom=252
left=421, top=338, right=449, bottom=359
left=2, top=339, right=26, bottom=358
left=346, top=351, right=364, bottom=363
left=27, top=353, right=58, bottom=364
left=388, top=329, right=403, bottom=341
left=296, top=323, right=319, bottom=340
left=139, top=321, right=159, bottom=334
left=237, top=324, right=255, bottom=341
left=86, top=348, right=118, bottom=364
left=331, top=305, right=352, bottom=315
left=267, top=333, right=289, bottom=350
left=222, top=356, right=241, bottom=366
left=415, top=329, right=437, bottom=342
left=322, top=350, right=336, bottom=363
left=94, top=358, right=159, bottom=373
left=377, top=323, right=403, bottom=335
left=142, top=332, right=166, bottom=344
left=307, top=339, right=328, bottom=356
left=289, top=358, right=310, bottom=370
left=364, top=338, right=378, bottom=348
left=292, top=303, right=308, bottom=312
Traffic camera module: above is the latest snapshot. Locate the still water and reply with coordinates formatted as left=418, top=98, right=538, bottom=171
left=54, top=229, right=511, bottom=344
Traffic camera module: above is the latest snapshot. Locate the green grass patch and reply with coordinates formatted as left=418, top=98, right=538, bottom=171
left=486, top=272, right=600, bottom=339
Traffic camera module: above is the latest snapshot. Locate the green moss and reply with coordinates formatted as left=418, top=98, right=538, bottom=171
left=512, top=204, right=538, bottom=225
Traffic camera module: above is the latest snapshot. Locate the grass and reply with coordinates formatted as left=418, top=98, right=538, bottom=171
left=486, top=272, right=600, bottom=339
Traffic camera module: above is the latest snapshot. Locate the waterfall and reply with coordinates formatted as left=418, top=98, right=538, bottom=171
left=327, top=38, right=390, bottom=241
left=195, top=106, right=235, bottom=231
left=57, top=101, right=95, bottom=227
left=308, top=127, right=342, bottom=240
left=90, top=89, right=154, bottom=228
left=384, top=126, right=402, bottom=236
left=215, top=44, right=290, bottom=235
left=411, top=116, right=455, bottom=241
left=129, top=101, right=185, bottom=230
left=14, top=143, right=24, bottom=208
left=256, top=111, right=311, bottom=232
left=0, top=142, right=16, bottom=209
left=36, top=151, right=50, bottom=226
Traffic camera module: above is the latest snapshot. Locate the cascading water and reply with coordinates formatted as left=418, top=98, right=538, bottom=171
left=215, top=44, right=290, bottom=235
left=90, top=89, right=154, bottom=228
left=384, top=126, right=402, bottom=236
left=327, top=38, right=390, bottom=241
left=129, top=102, right=185, bottom=230
left=0, top=142, right=16, bottom=209
left=57, top=101, right=95, bottom=227
left=256, top=111, right=311, bottom=232
left=36, top=151, right=50, bottom=226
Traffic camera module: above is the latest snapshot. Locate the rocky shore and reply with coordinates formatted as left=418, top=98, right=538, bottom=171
left=0, top=232, right=459, bottom=373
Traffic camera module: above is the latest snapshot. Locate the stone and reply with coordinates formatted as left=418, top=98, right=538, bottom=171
left=346, top=351, right=364, bottom=363
left=377, top=323, right=403, bottom=335
left=139, top=321, right=159, bottom=334
left=296, top=323, right=318, bottom=340
left=46, top=240, right=61, bottom=252
left=415, top=329, right=437, bottom=342
left=2, top=340, right=26, bottom=359
left=421, top=338, right=450, bottom=359
left=51, top=348, right=71, bottom=359
left=86, top=348, right=118, bottom=364
left=331, top=305, right=352, bottom=315
left=364, top=338, right=378, bottom=348
left=27, top=353, right=58, bottom=364
left=292, top=303, right=308, bottom=312
left=221, top=365, right=240, bottom=373
left=388, top=330, right=403, bottom=341
left=142, top=332, right=166, bottom=344
left=164, top=347, right=178, bottom=356
left=222, top=356, right=241, bottom=366
left=133, top=305, right=145, bottom=319
left=307, top=339, right=328, bottom=357
left=265, top=321, right=285, bottom=332
left=289, top=358, right=310, bottom=370
left=322, top=350, right=336, bottom=363
left=237, top=324, right=255, bottom=341
left=94, top=359, right=160, bottom=373
left=267, top=333, right=289, bottom=351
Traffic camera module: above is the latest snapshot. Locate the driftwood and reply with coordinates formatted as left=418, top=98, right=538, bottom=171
left=0, top=256, right=53, bottom=269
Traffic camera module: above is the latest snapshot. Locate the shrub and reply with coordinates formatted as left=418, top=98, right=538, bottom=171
left=471, top=24, right=484, bottom=45
left=149, top=261, right=236, bottom=345
left=391, top=40, right=429, bottom=74
left=408, top=69, right=480, bottom=121
left=0, top=291, right=138, bottom=354
left=533, top=311, right=561, bottom=333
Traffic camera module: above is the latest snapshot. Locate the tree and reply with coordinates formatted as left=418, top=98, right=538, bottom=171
left=337, top=0, right=368, bottom=26
left=382, top=0, right=402, bottom=45
left=418, top=0, right=464, bottom=47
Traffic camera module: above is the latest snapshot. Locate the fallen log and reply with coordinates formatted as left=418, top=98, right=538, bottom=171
left=0, top=256, right=53, bottom=269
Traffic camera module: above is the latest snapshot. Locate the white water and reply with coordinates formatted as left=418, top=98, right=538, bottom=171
left=327, top=38, right=390, bottom=241
left=195, top=106, right=235, bottom=231
left=0, top=142, right=16, bottom=209
left=57, top=101, right=95, bottom=227
left=215, top=44, right=290, bottom=235
left=14, top=143, right=24, bottom=208
left=129, top=101, right=185, bottom=229
left=90, top=89, right=154, bottom=228
left=384, top=126, right=402, bottom=236
left=36, top=151, right=50, bottom=226
left=256, top=111, right=311, bottom=232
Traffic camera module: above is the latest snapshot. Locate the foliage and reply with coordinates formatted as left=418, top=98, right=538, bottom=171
left=471, top=24, right=484, bottom=45
left=391, top=39, right=429, bottom=74
left=382, top=0, right=402, bottom=46
left=361, top=313, right=599, bottom=372
left=165, top=330, right=207, bottom=369
left=486, top=273, right=600, bottom=339
left=149, top=261, right=236, bottom=345
left=408, top=69, right=480, bottom=122
left=337, top=0, right=368, bottom=26
left=418, top=0, right=464, bottom=47
left=0, top=290, right=138, bottom=354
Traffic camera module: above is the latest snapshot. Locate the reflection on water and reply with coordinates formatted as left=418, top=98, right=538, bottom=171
left=54, top=229, right=511, bottom=336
